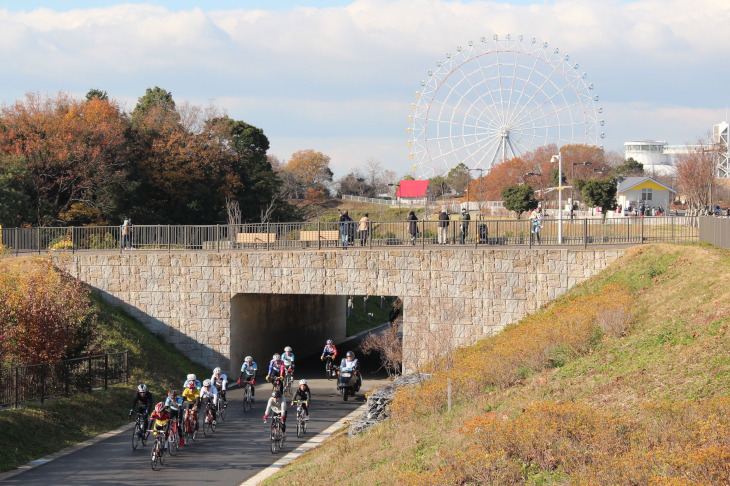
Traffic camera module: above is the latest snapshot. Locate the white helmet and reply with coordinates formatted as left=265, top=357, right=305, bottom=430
left=244, top=356, right=252, bottom=362
left=273, top=353, right=281, bottom=360
left=137, top=384, right=147, bottom=393
left=299, top=379, right=307, bottom=386
left=187, top=373, right=197, bottom=381
left=284, top=346, right=292, bottom=352
left=202, top=379, right=212, bottom=387
left=213, top=367, right=222, bottom=375
left=326, top=339, right=333, bottom=345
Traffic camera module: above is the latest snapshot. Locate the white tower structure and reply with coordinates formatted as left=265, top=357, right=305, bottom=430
left=714, top=122, right=729, bottom=178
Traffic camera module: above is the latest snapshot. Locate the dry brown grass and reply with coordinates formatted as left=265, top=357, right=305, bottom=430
left=263, top=243, right=730, bottom=485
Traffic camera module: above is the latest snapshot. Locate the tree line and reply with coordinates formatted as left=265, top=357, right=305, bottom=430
left=0, top=88, right=343, bottom=227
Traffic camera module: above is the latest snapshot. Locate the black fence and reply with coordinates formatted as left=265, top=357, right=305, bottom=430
left=0, top=351, right=129, bottom=408
left=0, top=216, right=699, bottom=254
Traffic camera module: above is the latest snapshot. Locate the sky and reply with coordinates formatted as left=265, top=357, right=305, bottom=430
left=0, top=0, right=727, bottom=181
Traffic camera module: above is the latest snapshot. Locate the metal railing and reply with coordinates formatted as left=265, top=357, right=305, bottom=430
left=0, top=217, right=699, bottom=254
left=0, top=351, right=129, bottom=408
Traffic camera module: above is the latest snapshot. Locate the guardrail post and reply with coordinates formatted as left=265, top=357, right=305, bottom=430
left=40, top=363, right=46, bottom=404
left=317, top=221, right=321, bottom=250
left=584, top=218, right=588, bottom=249
left=15, top=367, right=19, bottom=408
left=104, top=354, right=109, bottom=391
left=266, top=222, right=270, bottom=251
left=421, top=219, right=425, bottom=249
left=641, top=215, right=645, bottom=244
left=37, top=226, right=41, bottom=254
left=88, top=356, right=93, bottom=392
left=71, top=226, right=75, bottom=254
left=217, top=224, right=220, bottom=253
left=168, top=225, right=171, bottom=253
left=671, top=215, right=674, bottom=242
left=15, top=227, right=19, bottom=256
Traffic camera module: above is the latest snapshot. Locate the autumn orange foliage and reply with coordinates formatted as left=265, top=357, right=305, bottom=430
left=0, top=258, right=95, bottom=365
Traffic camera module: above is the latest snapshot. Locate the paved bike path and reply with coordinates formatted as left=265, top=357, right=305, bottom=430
left=1, top=350, right=385, bottom=485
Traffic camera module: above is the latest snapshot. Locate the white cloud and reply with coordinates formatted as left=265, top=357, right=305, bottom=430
left=0, top=0, right=728, bottom=179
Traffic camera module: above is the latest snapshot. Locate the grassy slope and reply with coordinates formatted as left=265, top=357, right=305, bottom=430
left=0, top=257, right=209, bottom=472
left=261, top=243, right=730, bottom=485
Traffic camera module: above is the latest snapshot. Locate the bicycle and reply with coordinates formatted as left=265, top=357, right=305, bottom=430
left=150, top=428, right=167, bottom=470
left=293, top=400, right=308, bottom=438
left=216, top=390, right=228, bottom=421
left=131, top=410, right=148, bottom=451
left=202, top=401, right=216, bottom=437
left=283, top=370, right=294, bottom=396
left=167, top=416, right=180, bottom=455
left=182, top=406, right=198, bottom=444
left=242, top=381, right=254, bottom=413
left=323, top=355, right=337, bottom=380
left=266, top=415, right=285, bottom=454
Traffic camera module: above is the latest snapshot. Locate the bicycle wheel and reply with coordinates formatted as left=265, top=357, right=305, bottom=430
left=150, top=440, right=160, bottom=470
left=326, top=361, right=332, bottom=380
left=203, top=413, right=211, bottom=437
left=243, top=387, right=252, bottom=413
left=296, top=415, right=303, bottom=438
left=168, top=428, right=177, bottom=456
left=220, top=400, right=227, bottom=421
left=132, top=423, right=142, bottom=450
left=270, top=423, right=279, bottom=454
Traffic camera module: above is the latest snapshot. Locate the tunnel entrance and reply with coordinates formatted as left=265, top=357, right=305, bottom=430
left=230, top=294, right=346, bottom=375
left=229, top=294, right=401, bottom=375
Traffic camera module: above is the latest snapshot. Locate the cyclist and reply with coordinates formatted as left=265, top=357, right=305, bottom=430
left=182, top=379, right=201, bottom=430
left=339, top=350, right=362, bottom=391
left=130, top=384, right=154, bottom=437
left=321, top=339, right=338, bottom=361
left=182, top=373, right=201, bottom=390
left=263, top=390, right=287, bottom=434
left=291, top=379, right=311, bottom=421
left=149, top=402, right=171, bottom=449
left=210, top=367, right=228, bottom=403
left=266, top=353, right=286, bottom=395
left=282, top=346, right=295, bottom=372
left=237, top=356, right=258, bottom=403
left=199, top=379, right=219, bottom=425
left=165, top=390, right=184, bottom=443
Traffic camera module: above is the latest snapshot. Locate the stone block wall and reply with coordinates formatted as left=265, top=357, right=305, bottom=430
left=54, top=247, right=624, bottom=371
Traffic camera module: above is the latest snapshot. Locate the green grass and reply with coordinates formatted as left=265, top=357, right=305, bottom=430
left=0, top=268, right=209, bottom=473
left=345, top=295, right=393, bottom=336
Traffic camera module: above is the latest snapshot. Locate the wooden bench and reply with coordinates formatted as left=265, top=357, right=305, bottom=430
left=236, top=233, right=277, bottom=245
left=299, top=230, right=340, bottom=242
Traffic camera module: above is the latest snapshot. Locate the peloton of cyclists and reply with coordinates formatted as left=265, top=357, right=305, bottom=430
left=263, top=390, right=287, bottom=434
left=266, top=354, right=286, bottom=395
left=238, top=355, right=258, bottom=402
left=291, top=379, right=311, bottom=421
left=211, top=367, right=228, bottom=404
left=130, top=384, right=154, bottom=438
left=199, top=379, right=219, bottom=425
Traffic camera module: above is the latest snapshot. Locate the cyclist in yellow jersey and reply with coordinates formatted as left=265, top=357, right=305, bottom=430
left=182, top=380, right=201, bottom=427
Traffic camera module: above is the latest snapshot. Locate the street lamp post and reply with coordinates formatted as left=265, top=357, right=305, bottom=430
left=571, top=161, right=592, bottom=208
left=551, top=152, right=563, bottom=244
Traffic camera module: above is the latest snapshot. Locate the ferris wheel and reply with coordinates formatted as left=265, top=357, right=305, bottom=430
left=408, top=34, right=604, bottom=179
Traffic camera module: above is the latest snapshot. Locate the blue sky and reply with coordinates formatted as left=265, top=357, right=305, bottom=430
left=0, top=0, right=726, bottom=180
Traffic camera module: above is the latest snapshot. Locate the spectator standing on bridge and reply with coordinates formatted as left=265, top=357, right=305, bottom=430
left=407, top=210, right=419, bottom=245
left=459, top=208, right=471, bottom=244
left=338, top=210, right=354, bottom=249
left=438, top=207, right=449, bottom=244
left=121, top=217, right=133, bottom=250
left=358, top=213, right=370, bottom=246
left=529, top=207, right=542, bottom=245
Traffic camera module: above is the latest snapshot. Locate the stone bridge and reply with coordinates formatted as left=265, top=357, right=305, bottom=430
left=53, top=247, right=624, bottom=372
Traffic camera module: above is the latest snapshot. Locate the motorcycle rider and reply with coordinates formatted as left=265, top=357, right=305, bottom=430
left=237, top=356, right=258, bottom=402
left=130, top=384, right=154, bottom=437
left=210, top=367, right=228, bottom=403
left=263, top=390, right=287, bottom=433
left=291, top=379, right=311, bottom=421
left=339, top=351, right=362, bottom=391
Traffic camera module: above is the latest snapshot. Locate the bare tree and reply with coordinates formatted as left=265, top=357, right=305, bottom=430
left=676, top=133, right=721, bottom=219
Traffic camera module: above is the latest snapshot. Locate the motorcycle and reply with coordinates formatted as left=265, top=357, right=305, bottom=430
left=336, top=366, right=360, bottom=401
